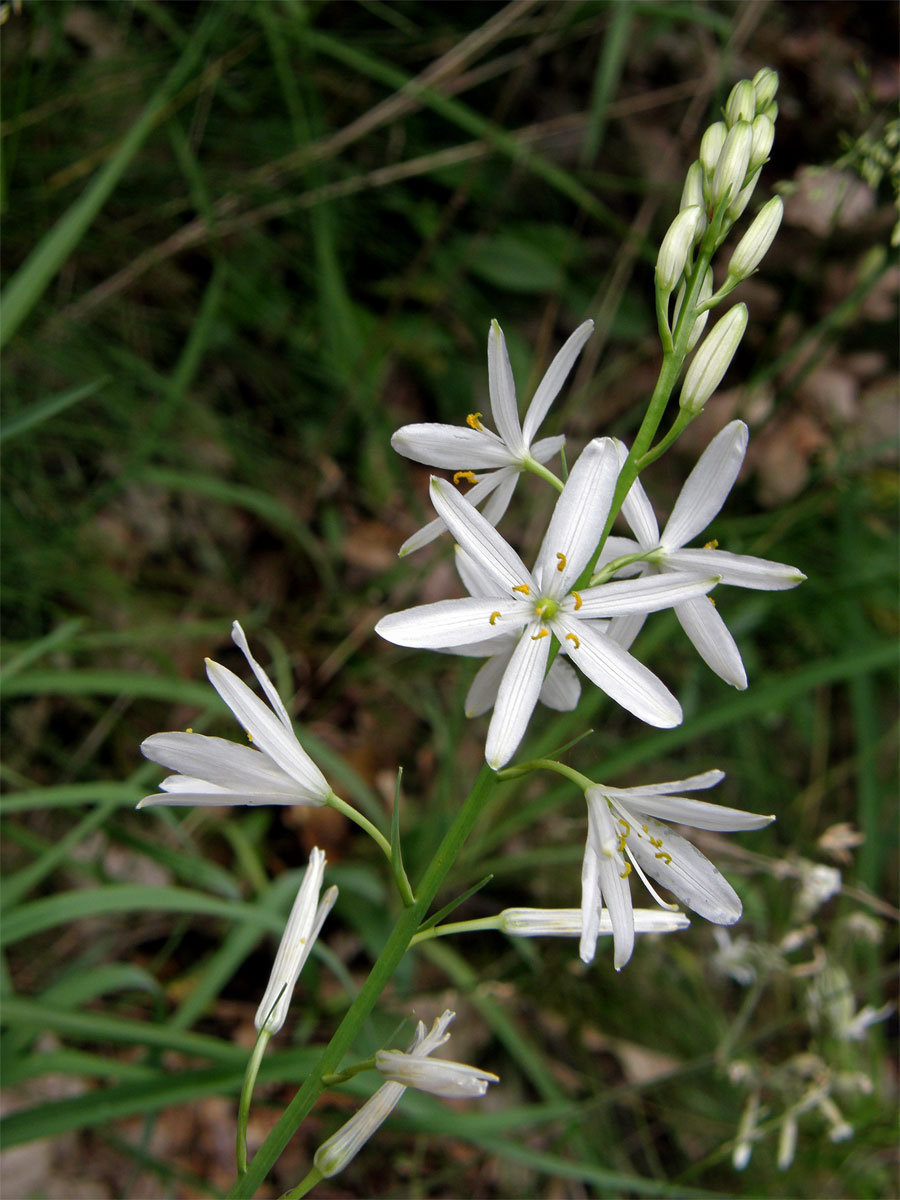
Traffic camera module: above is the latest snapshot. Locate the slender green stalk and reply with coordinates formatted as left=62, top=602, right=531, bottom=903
left=226, top=764, right=498, bottom=1198
left=327, top=794, right=414, bottom=907
left=236, top=1028, right=271, bottom=1175
left=523, top=457, right=564, bottom=492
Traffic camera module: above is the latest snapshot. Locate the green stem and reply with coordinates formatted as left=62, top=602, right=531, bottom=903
left=409, top=914, right=502, bottom=946
left=522, top=456, right=564, bottom=493
left=327, top=794, right=414, bottom=907
left=226, top=764, right=499, bottom=1198
left=236, top=1027, right=271, bottom=1175
left=278, top=1167, right=322, bottom=1200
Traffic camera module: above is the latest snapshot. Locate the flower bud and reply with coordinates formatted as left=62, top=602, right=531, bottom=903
left=748, top=114, right=775, bottom=173
left=751, top=67, right=779, bottom=110
left=699, top=121, right=727, bottom=178
left=725, top=80, right=756, bottom=127
left=727, top=167, right=761, bottom=222
left=711, top=121, right=753, bottom=206
left=727, top=196, right=783, bottom=280
left=679, top=160, right=705, bottom=212
left=679, top=303, right=748, bottom=414
left=760, top=100, right=778, bottom=123
left=674, top=267, right=713, bottom=351
left=656, top=206, right=704, bottom=295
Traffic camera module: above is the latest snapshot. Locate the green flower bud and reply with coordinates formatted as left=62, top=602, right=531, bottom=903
left=727, top=196, right=783, bottom=280
left=711, top=121, right=753, bottom=205
left=679, top=303, right=748, bottom=414
left=699, top=121, right=727, bottom=178
left=680, top=160, right=705, bottom=212
left=751, top=67, right=779, bottom=110
left=674, top=267, right=714, bottom=351
left=725, top=80, right=756, bottom=127
left=656, top=206, right=705, bottom=295
left=748, top=114, right=775, bottom=174
left=727, top=167, right=761, bottom=222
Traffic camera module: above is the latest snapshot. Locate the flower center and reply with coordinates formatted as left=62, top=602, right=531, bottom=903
left=533, top=595, right=559, bottom=622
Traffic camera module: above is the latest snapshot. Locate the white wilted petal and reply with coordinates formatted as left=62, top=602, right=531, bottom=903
left=500, top=907, right=689, bottom=937
left=376, top=1051, right=499, bottom=1098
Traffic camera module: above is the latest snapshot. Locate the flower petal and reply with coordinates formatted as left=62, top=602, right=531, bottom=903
left=579, top=839, right=602, bottom=964
left=553, top=616, right=681, bottom=728
left=377, top=598, right=527, bottom=649
left=391, top=424, right=512, bottom=469
left=430, top=477, right=534, bottom=594
left=538, top=656, right=581, bottom=711
left=534, top=438, right=618, bottom=595
left=586, top=790, right=634, bottom=970
left=606, top=611, right=647, bottom=650
left=522, top=319, right=593, bottom=446
left=141, top=731, right=297, bottom=793
left=575, top=571, right=717, bottom=618
left=465, top=651, right=511, bottom=717
left=628, top=818, right=743, bottom=924
left=488, top=320, right=525, bottom=455
left=479, top=467, right=519, bottom=527
left=619, top=471, right=661, bottom=549
left=138, top=789, right=318, bottom=808
left=230, top=621, right=293, bottom=731
left=529, top=434, right=566, bottom=464
left=675, top=596, right=748, bottom=688
left=613, top=769, right=725, bottom=796
left=398, top=471, right=509, bottom=557
left=663, top=420, right=748, bottom=549
left=669, top=547, right=806, bottom=590
left=485, top=624, right=550, bottom=768
left=204, top=661, right=331, bottom=797
left=625, top=793, right=774, bottom=831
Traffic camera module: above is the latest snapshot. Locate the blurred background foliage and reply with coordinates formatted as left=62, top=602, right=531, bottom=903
left=1, top=1, right=897, bottom=1197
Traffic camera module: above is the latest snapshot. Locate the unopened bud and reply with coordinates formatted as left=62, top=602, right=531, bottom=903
left=727, top=196, right=783, bottom=280
left=680, top=303, right=748, bottom=413
left=674, top=267, right=713, bottom=350
left=727, top=167, right=761, bottom=222
left=699, top=121, right=727, bottom=178
left=752, top=67, right=779, bottom=110
left=748, top=114, right=775, bottom=173
left=725, top=80, right=756, bottom=127
left=656, top=206, right=704, bottom=294
left=680, top=160, right=705, bottom=212
left=711, top=122, right=753, bottom=205
left=760, top=100, right=778, bottom=123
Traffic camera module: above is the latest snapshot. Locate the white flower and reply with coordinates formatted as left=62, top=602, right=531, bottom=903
left=391, top=318, right=592, bottom=554
left=376, top=439, right=720, bottom=768
left=255, top=848, right=338, bottom=1034
left=138, top=621, right=332, bottom=808
left=498, top=906, right=689, bottom=938
left=314, top=1011, right=496, bottom=1179
left=601, top=421, right=806, bottom=688
left=579, top=769, right=774, bottom=970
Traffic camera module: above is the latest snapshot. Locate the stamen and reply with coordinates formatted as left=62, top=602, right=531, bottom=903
left=453, top=470, right=477, bottom=485
left=704, top=538, right=719, bottom=550
left=531, top=628, right=549, bottom=641
left=624, top=845, right=680, bottom=911
left=619, top=862, right=632, bottom=879
left=655, top=851, right=673, bottom=865
left=513, top=584, right=530, bottom=595
left=571, top=591, right=582, bottom=611
left=708, top=596, right=717, bottom=607
left=185, top=727, right=193, bottom=734
left=649, top=836, right=663, bottom=849
left=466, top=412, right=484, bottom=431
left=489, top=611, right=501, bottom=626
left=618, top=817, right=631, bottom=837
left=565, top=633, right=580, bottom=649
left=556, top=552, right=567, bottom=572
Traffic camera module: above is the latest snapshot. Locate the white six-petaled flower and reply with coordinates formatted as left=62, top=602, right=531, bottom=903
left=578, top=769, right=774, bottom=970
left=256, top=847, right=338, bottom=1034
left=138, top=621, right=333, bottom=809
left=313, top=1011, right=497, bottom=1180
left=600, top=421, right=805, bottom=689
left=391, top=318, right=593, bottom=554
left=376, top=439, right=720, bottom=768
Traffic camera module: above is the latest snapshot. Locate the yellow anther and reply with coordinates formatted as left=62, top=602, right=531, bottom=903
left=565, top=632, right=580, bottom=649
left=572, top=591, right=582, bottom=611
left=704, top=538, right=719, bottom=550
left=513, top=583, right=531, bottom=595
left=619, top=862, right=633, bottom=879
left=185, top=727, right=193, bottom=734
left=708, top=596, right=717, bottom=607
left=531, top=628, right=549, bottom=641
left=556, top=552, right=567, bottom=572
left=489, top=611, right=501, bottom=626
left=617, top=833, right=627, bottom=853
left=453, top=470, right=477, bottom=485
left=247, top=732, right=254, bottom=743
left=649, top=835, right=663, bottom=849
left=618, top=818, right=631, bottom=837
left=641, top=823, right=649, bottom=834
left=655, top=851, right=672, bottom=865
left=466, top=412, right=484, bottom=431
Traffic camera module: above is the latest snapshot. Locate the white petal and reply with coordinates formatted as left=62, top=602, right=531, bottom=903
left=398, top=514, right=447, bottom=556
left=376, top=598, right=527, bottom=649
left=534, top=438, right=618, bottom=595
left=430, top=477, right=534, bottom=595
left=138, top=790, right=318, bottom=808
left=595, top=536, right=644, bottom=573
left=412, top=1010, right=456, bottom=1056
left=675, top=596, right=748, bottom=689
left=613, top=769, right=725, bottom=797
left=314, top=1081, right=407, bottom=1179
left=628, top=818, right=743, bottom=924
left=376, top=1052, right=499, bottom=1098
left=205, top=661, right=331, bottom=797
left=522, top=319, right=593, bottom=446
left=538, top=656, right=581, bottom=711
left=391, top=424, right=512, bottom=469
left=669, top=547, right=806, bottom=590
left=606, top=611, right=647, bottom=650
left=625, top=794, right=774, bottom=831
left=231, top=621, right=293, bottom=731
left=487, top=320, right=525, bottom=455
left=398, top=471, right=508, bottom=556
left=663, top=421, right=748, bottom=549
left=552, top=616, right=681, bottom=728
left=529, top=434, right=566, bottom=464
left=485, top=625, right=550, bottom=768
left=141, top=732, right=297, bottom=793
left=575, top=572, right=717, bottom=618
left=579, top=839, right=602, bottom=964
left=479, top=467, right=519, bottom=526
left=586, top=790, right=635, bottom=970
left=501, top=907, right=689, bottom=937
left=465, top=652, right=511, bottom=717
left=620, top=472, right=660, bottom=549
